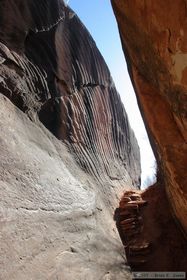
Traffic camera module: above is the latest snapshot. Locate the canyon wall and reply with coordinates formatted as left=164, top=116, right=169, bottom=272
left=0, top=1, right=141, bottom=279
left=112, top=0, right=187, bottom=235
left=0, top=1, right=140, bottom=187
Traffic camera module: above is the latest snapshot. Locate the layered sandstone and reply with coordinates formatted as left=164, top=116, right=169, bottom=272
left=115, top=185, right=187, bottom=271
left=0, top=1, right=140, bottom=187
left=112, top=0, right=187, bottom=235
left=0, top=0, right=141, bottom=279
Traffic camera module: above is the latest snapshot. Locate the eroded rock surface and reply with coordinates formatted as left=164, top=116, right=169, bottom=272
left=0, top=94, right=132, bottom=279
left=0, top=1, right=140, bottom=187
left=0, top=0, right=141, bottom=279
left=112, top=0, right=187, bottom=235
left=116, top=186, right=187, bottom=271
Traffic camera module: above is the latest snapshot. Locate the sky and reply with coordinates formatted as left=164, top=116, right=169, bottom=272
left=68, top=0, right=156, bottom=188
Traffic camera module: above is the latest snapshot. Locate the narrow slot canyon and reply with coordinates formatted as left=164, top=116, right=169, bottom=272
left=71, top=0, right=187, bottom=273
left=0, top=0, right=186, bottom=279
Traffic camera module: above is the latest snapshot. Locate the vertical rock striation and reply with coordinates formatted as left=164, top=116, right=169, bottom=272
left=0, top=1, right=140, bottom=187
left=0, top=0, right=141, bottom=278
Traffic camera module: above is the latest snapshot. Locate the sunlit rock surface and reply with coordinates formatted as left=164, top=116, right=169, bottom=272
left=0, top=1, right=140, bottom=187
left=0, top=94, right=132, bottom=279
left=0, top=0, right=141, bottom=279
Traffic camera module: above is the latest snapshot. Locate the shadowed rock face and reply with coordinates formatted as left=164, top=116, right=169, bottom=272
left=112, top=0, right=187, bottom=235
left=115, top=184, right=187, bottom=271
left=0, top=1, right=140, bottom=187
left=112, top=0, right=187, bottom=272
left=0, top=0, right=65, bottom=50
left=0, top=0, right=140, bottom=279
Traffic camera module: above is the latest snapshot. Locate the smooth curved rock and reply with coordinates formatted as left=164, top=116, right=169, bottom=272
left=112, top=0, right=187, bottom=235
left=0, top=94, right=132, bottom=279
left=0, top=0, right=141, bottom=279
left=0, top=1, right=141, bottom=188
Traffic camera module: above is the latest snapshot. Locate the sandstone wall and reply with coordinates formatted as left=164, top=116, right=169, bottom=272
left=0, top=1, right=141, bottom=187
left=0, top=0, right=141, bottom=278
left=112, top=0, right=187, bottom=235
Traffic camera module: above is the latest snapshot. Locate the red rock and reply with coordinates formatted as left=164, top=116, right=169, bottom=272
left=112, top=3, right=187, bottom=271
left=127, top=200, right=147, bottom=206
left=112, top=0, right=187, bottom=235
left=116, top=186, right=187, bottom=271
left=130, top=194, right=141, bottom=201
left=120, top=218, right=137, bottom=225
left=129, top=242, right=150, bottom=252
